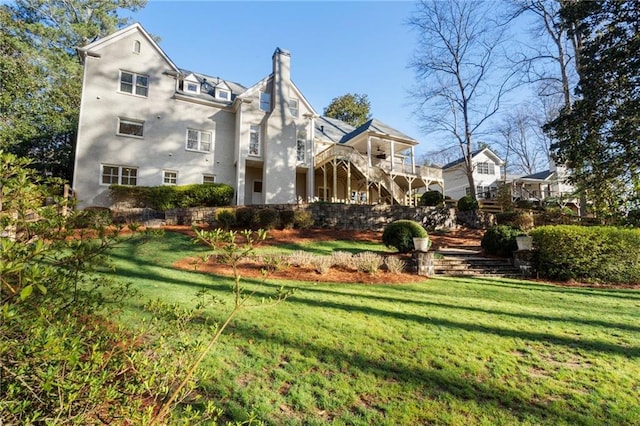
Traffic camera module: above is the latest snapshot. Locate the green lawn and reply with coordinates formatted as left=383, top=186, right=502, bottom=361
left=106, top=231, right=640, bottom=425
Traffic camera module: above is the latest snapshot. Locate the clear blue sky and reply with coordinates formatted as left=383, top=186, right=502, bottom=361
left=123, top=1, right=430, bottom=155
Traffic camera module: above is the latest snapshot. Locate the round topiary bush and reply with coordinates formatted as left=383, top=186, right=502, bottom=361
left=457, top=196, right=479, bottom=212
left=481, top=225, right=526, bottom=258
left=420, top=190, right=445, bottom=207
left=382, top=220, right=428, bottom=253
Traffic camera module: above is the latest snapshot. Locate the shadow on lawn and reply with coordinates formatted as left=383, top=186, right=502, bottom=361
left=222, top=319, right=623, bottom=425
left=106, top=252, right=640, bottom=359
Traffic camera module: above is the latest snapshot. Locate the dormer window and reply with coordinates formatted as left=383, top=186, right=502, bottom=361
left=217, top=89, right=230, bottom=101
left=259, top=92, right=271, bottom=112
left=185, top=81, right=199, bottom=94
left=289, top=98, right=299, bottom=117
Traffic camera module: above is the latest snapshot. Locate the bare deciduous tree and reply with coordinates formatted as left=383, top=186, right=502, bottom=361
left=409, top=0, right=516, bottom=199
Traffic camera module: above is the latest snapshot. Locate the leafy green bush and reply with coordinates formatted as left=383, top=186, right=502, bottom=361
left=530, top=225, right=640, bottom=283
left=481, top=225, right=527, bottom=258
left=382, top=220, right=428, bottom=253
left=215, top=207, right=236, bottom=230
left=293, top=210, right=314, bottom=229
left=109, top=183, right=234, bottom=210
left=457, top=196, right=479, bottom=212
left=495, top=211, right=534, bottom=231
left=280, top=210, right=295, bottom=229
left=257, top=208, right=280, bottom=230
left=420, top=190, right=444, bottom=206
left=236, top=207, right=257, bottom=228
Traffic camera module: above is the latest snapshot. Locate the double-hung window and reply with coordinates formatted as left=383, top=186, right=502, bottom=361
left=477, top=162, right=495, bottom=175
left=259, top=92, right=271, bottom=112
left=296, top=129, right=306, bottom=162
left=289, top=98, right=299, bottom=117
left=119, top=71, right=148, bottom=97
left=117, top=118, right=144, bottom=137
left=249, top=125, right=261, bottom=156
left=186, top=129, right=212, bottom=152
left=163, top=170, right=177, bottom=185
left=101, top=165, right=138, bottom=186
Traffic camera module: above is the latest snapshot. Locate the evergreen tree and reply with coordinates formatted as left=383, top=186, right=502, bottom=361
left=323, top=93, right=371, bottom=127
left=545, top=0, right=640, bottom=221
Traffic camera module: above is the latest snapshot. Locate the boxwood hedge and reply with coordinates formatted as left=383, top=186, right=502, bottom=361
left=382, top=220, right=428, bottom=253
left=110, top=183, right=234, bottom=210
left=530, top=225, right=640, bottom=284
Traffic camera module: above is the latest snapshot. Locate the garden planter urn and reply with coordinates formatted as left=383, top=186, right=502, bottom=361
left=413, top=237, right=431, bottom=252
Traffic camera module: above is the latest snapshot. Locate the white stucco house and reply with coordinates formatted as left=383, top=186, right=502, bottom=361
left=439, top=147, right=504, bottom=200
left=72, top=23, right=442, bottom=209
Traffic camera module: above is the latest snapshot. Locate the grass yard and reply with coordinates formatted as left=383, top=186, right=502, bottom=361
left=106, top=231, right=640, bottom=425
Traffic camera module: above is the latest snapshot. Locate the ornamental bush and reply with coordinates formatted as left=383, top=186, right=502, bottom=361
left=257, top=208, right=279, bottom=230
left=236, top=207, right=257, bottom=228
left=215, top=207, right=236, bottom=230
left=420, top=190, right=445, bottom=207
left=481, top=225, right=527, bottom=258
left=382, top=220, right=428, bottom=253
left=293, top=210, right=314, bottom=229
left=530, top=225, right=640, bottom=284
left=109, top=183, right=234, bottom=210
left=495, top=211, right=534, bottom=231
left=457, top=196, right=479, bottom=212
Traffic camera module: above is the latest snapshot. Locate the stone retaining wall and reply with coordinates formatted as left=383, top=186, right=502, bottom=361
left=111, top=203, right=460, bottom=231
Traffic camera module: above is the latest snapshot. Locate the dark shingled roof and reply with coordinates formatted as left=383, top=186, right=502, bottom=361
left=315, top=117, right=416, bottom=144
left=520, top=170, right=555, bottom=180
left=442, top=149, right=484, bottom=170
left=314, top=116, right=356, bottom=143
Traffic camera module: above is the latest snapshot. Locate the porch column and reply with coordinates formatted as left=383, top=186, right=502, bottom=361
left=411, top=146, right=415, bottom=174
left=323, top=165, right=327, bottom=201
left=408, top=179, right=412, bottom=206
left=347, top=162, right=352, bottom=204
left=367, top=136, right=372, bottom=168
left=390, top=141, right=395, bottom=172
left=306, top=115, right=316, bottom=202
left=332, top=158, right=337, bottom=202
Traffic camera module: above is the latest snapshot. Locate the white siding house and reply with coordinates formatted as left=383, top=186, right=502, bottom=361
left=73, top=23, right=442, bottom=209
left=440, top=148, right=503, bottom=200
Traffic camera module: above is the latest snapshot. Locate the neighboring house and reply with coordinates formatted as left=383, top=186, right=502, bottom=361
left=73, top=23, right=442, bottom=209
left=510, top=159, right=578, bottom=209
left=438, top=147, right=504, bottom=200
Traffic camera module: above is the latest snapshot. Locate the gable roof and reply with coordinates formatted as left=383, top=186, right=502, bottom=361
left=342, top=118, right=418, bottom=144
left=315, top=116, right=356, bottom=143
left=519, top=170, right=555, bottom=181
left=315, top=117, right=417, bottom=145
left=442, top=147, right=504, bottom=170
left=79, top=23, right=179, bottom=72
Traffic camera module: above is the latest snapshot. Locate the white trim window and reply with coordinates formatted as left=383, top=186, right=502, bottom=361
left=101, top=165, right=138, bottom=186
left=163, top=170, right=178, bottom=185
left=186, top=129, right=212, bottom=152
left=202, top=174, right=215, bottom=184
left=259, top=92, right=271, bottom=112
left=249, top=125, right=261, bottom=156
left=119, top=71, right=148, bottom=97
left=216, top=89, right=230, bottom=101
left=296, top=129, right=306, bottom=162
left=185, top=81, right=199, bottom=94
left=477, top=162, right=495, bottom=175
left=289, top=98, right=299, bottom=117
left=117, top=118, right=144, bottom=138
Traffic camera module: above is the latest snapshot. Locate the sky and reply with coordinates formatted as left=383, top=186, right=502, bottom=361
left=123, top=1, right=431, bottom=155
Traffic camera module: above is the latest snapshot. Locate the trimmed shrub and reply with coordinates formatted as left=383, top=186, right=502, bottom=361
left=457, top=196, right=479, bottom=212
left=382, top=220, right=428, bottom=253
left=331, top=251, right=354, bottom=269
left=481, top=225, right=526, bottom=258
left=257, top=208, right=279, bottom=230
left=214, top=208, right=236, bottom=230
left=236, top=207, right=257, bottom=229
left=109, top=183, right=234, bottom=210
left=495, top=211, right=534, bottom=231
left=354, top=251, right=383, bottom=275
left=530, top=225, right=640, bottom=284
left=280, top=210, right=295, bottom=229
left=293, top=210, right=314, bottom=229
left=384, top=256, right=406, bottom=274
left=420, top=191, right=444, bottom=207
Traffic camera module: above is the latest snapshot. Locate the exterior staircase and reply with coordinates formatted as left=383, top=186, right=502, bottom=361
left=433, top=244, right=523, bottom=278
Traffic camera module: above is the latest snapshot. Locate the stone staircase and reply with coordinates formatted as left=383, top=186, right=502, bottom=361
left=433, top=244, right=523, bottom=278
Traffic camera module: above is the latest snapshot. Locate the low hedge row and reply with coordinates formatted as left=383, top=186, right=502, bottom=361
left=219, top=207, right=314, bottom=230
left=530, top=225, right=640, bottom=284
left=110, top=184, right=234, bottom=210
